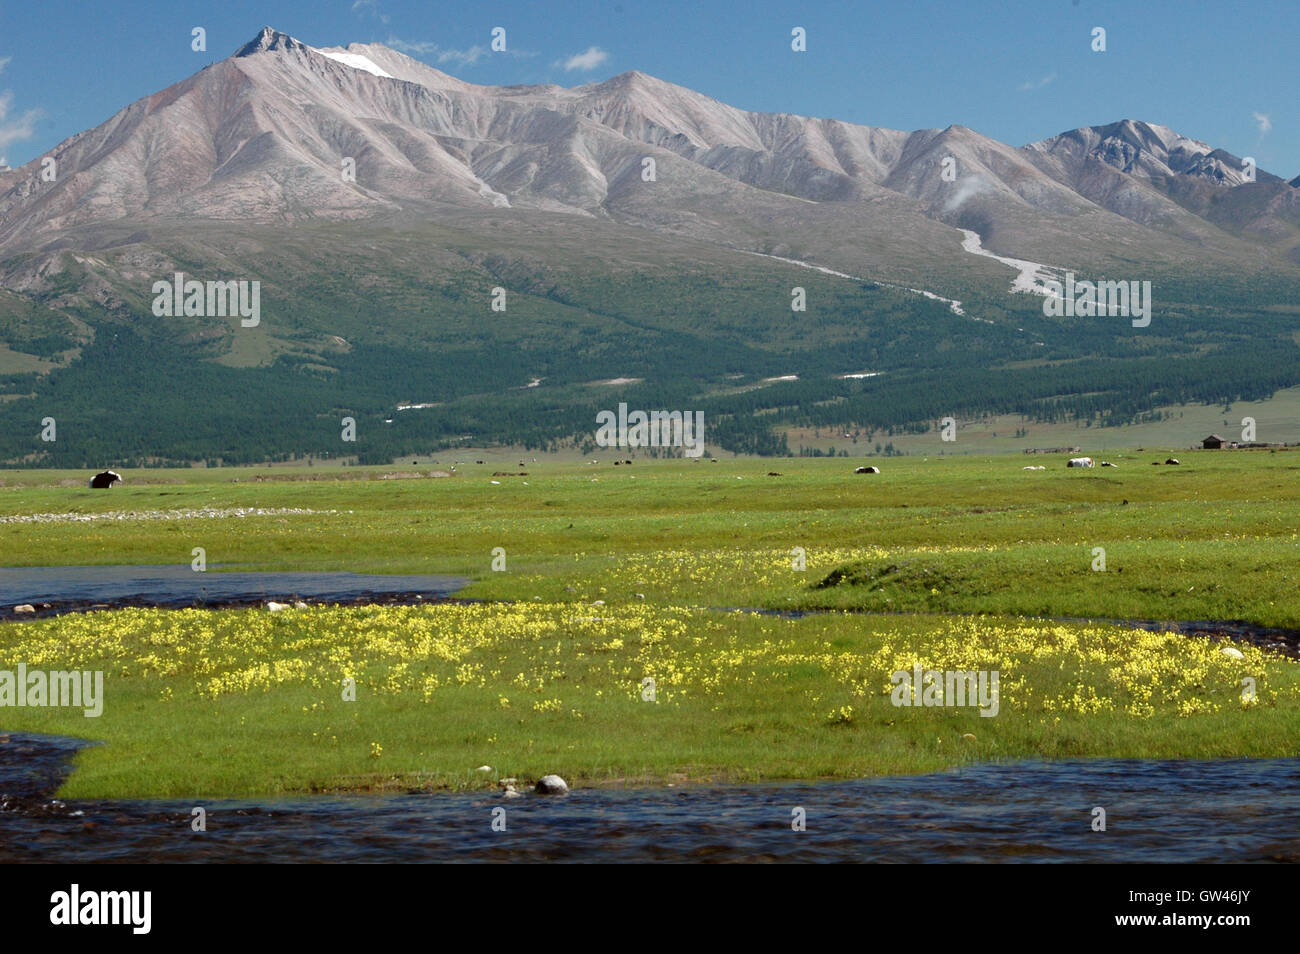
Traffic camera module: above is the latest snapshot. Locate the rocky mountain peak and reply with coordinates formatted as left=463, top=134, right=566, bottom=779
left=235, top=26, right=308, bottom=58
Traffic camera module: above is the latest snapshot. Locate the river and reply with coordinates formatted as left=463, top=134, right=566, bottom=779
left=2, top=734, right=1295, bottom=862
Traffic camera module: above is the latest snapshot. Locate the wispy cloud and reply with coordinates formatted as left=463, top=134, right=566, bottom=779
left=558, top=46, right=609, bottom=72
left=385, top=36, right=535, bottom=66
left=352, top=0, right=390, bottom=25
left=436, top=45, right=488, bottom=66
left=0, top=95, right=41, bottom=158
left=1252, top=111, right=1272, bottom=134
left=383, top=37, right=438, bottom=55
left=1017, top=72, right=1056, bottom=92
left=0, top=59, right=42, bottom=161
left=385, top=37, right=484, bottom=64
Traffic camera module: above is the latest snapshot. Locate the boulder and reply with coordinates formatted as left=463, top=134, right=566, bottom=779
left=13, top=604, right=36, bottom=614
left=535, top=774, right=569, bottom=795
left=1219, top=646, right=1245, bottom=660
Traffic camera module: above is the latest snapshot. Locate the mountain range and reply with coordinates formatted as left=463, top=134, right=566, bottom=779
left=1, top=27, right=1297, bottom=465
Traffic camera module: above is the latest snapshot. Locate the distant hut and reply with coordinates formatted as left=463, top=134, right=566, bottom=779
left=1202, top=434, right=1227, bottom=449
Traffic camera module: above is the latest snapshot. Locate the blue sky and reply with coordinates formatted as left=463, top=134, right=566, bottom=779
left=1, top=0, right=1294, bottom=177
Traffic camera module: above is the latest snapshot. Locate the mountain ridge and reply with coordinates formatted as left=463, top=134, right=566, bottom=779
left=1, top=27, right=1298, bottom=466
left=2, top=26, right=1295, bottom=271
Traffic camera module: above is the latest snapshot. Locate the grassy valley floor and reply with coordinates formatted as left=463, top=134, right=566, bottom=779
left=1, top=450, right=1297, bottom=797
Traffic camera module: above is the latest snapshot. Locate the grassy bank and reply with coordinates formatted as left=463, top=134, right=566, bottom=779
left=1, top=604, right=1295, bottom=799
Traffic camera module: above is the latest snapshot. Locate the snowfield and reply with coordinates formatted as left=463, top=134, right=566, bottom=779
left=314, top=49, right=394, bottom=78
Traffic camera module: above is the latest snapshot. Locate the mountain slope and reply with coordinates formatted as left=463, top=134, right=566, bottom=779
left=0, top=27, right=1297, bottom=465
left=1024, top=120, right=1300, bottom=261
left=3, top=28, right=1296, bottom=274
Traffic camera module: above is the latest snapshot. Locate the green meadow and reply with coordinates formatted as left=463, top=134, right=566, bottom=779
left=1, top=449, right=1298, bottom=797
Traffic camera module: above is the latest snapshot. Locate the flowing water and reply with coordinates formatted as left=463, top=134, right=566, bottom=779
left=0, top=565, right=469, bottom=618
left=2, top=734, right=1296, bottom=863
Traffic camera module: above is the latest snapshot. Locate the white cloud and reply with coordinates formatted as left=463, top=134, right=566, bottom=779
left=385, top=36, right=534, bottom=65
left=0, top=56, right=10, bottom=74
left=1252, top=111, right=1272, bottom=134
left=1017, top=72, right=1056, bottom=92
left=559, top=46, right=609, bottom=72
left=352, top=0, right=390, bottom=25
left=384, top=37, right=438, bottom=55
left=0, top=89, right=41, bottom=155
left=436, top=45, right=488, bottom=66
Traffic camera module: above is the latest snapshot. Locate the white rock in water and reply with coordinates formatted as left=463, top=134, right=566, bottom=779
left=1219, top=646, right=1245, bottom=660
left=266, top=601, right=289, bottom=612
left=535, top=774, right=569, bottom=795
left=13, top=604, right=36, bottom=614
left=503, top=788, right=523, bottom=799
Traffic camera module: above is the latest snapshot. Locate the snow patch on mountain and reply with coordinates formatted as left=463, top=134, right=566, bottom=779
left=744, top=250, right=980, bottom=321
left=958, top=229, right=1064, bottom=296
left=314, top=48, right=393, bottom=78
